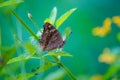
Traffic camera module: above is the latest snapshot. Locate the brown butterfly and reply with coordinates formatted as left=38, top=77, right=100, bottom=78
left=39, top=22, right=65, bottom=51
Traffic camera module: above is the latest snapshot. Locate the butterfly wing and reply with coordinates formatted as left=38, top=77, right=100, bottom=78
left=39, top=22, right=64, bottom=51
left=45, top=27, right=64, bottom=50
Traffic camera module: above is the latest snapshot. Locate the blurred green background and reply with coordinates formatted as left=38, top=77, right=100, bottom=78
left=0, top=0, right=120, bottom=80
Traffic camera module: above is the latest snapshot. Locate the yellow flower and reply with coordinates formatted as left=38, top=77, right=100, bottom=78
left=90, top=74, right=103, bottom=80
left=103, top=18, right=111, bottom=31
left=92, top=18, right=111, bottom=37
left=92, top=27, right=110, bottom=37
left=98, top=48, right=116, bottom=64
left=112, top=16, right=120, bottom=27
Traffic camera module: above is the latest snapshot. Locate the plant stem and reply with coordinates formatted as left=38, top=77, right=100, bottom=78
left=10, top=8, right=76, bottom=80
left=0, top=27, right=1, bottom=56
left=58, top=62, right=76, bottom=80
left=53, top=56, right=76, bottom=80
left=10, top=9, right=39, bottom=41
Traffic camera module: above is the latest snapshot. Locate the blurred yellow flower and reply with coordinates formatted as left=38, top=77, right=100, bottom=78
left=98, top=48, right=116, bottom=64
left=112, top=16, right=120, bottom=27
left=103, top=18, right=111, bottom=31
left=92, top=18, right=111, bottom=37
left=90, top=74, right=103, bottom=80
left=112, top=78, right=118, bottom=80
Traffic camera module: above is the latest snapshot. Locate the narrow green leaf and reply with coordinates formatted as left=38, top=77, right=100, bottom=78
left=7, top=55, right=29, bottom=64
left=0, top=0, right=23, bottom=7
left=7, top=55, right=42, bottom=64
left=103, top=64, right=120, bottom=80
left=10, top=9, right=39, bottom=41
left=56, top=8, right=77, bottom=29
left=63, top=27, right=71, bottom=41
left=49, top=7, right=57, bottom=25
left=16, top=73, right=34, bottom=80
left=44, top=7, right=57, bottom=25
left=45, top=51, right=72, bottom=57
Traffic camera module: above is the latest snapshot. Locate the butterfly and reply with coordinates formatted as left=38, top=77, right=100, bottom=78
left=39, top=22, right=65, bottom=51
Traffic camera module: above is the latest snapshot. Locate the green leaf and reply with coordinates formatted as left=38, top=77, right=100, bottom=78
left=56, top=8, right=77, bottom=29
left=1, top=45, right=16, bottom=64
left=7, top=55, right=42, bottom=64
left=103, top=64, right=120, bottom=80
left=49, top=7, right=57, bottom=25
left=0, top=45, right=17, bottom=71
left=7, top=55, right=29, bottom=64
left=16, top=73, right=34, bottom=80
left=35, top=58, right=54, bottom=73
left=44, top=18, right=51, bottom=24
left=0, top=0, right=23, bottom=8
left=10, top=9, right=39, bottom=41
left=63, top=27, right=71, bottom=41
left=45, top=51, right=72, bottom=57
left=23, top=43, right=36, bottom=55
left=44, top=7, right=57, bottom=25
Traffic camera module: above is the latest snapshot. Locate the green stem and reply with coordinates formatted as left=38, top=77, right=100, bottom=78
left=10, top=9, right=39, bottom=41
left=0, top=27, right=1, bottom=56
left=103, top=64, right=120, bottom=80
left=53, top=56, right=76, bottom=80
left=58, top=62, right=76, bottom=80
left=10, top=8, right=76, bottom=80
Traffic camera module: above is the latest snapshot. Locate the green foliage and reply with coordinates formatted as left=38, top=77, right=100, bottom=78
left=63, top=27, right=72, bottom=41
left=44, top=7, right=77, bottom=30
left=7, top=55, right=30, bottom=65
left=49, top=7, right=57, bottom=25
left=45, top=51, right=72, bottom=57
left=117, top=32, right=120, bottom=41
left=56, top=8, right=77, bottom=29
left=5, top=6, right=77, bottom=80
left=0, top=0, right=23, bottom=8
left=16, top=73, right=34, bottom=80
left=10, top=9, right=39, bottom=41
left=103, top=64, right=120, bottom=80
left=44, top=69, right=66, bottom=80
left=35, top=58, right=54, bottom=74
left=23, top=43, right=36, bottom=55
left=1, top=1, right=120, bottom=80
left=44, top=7, right=57, bottom=25
left=0, top=45, right=16, bottom=67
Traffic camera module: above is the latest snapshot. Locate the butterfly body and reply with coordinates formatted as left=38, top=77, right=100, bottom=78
left=39, top=22, right=65, bottom=51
